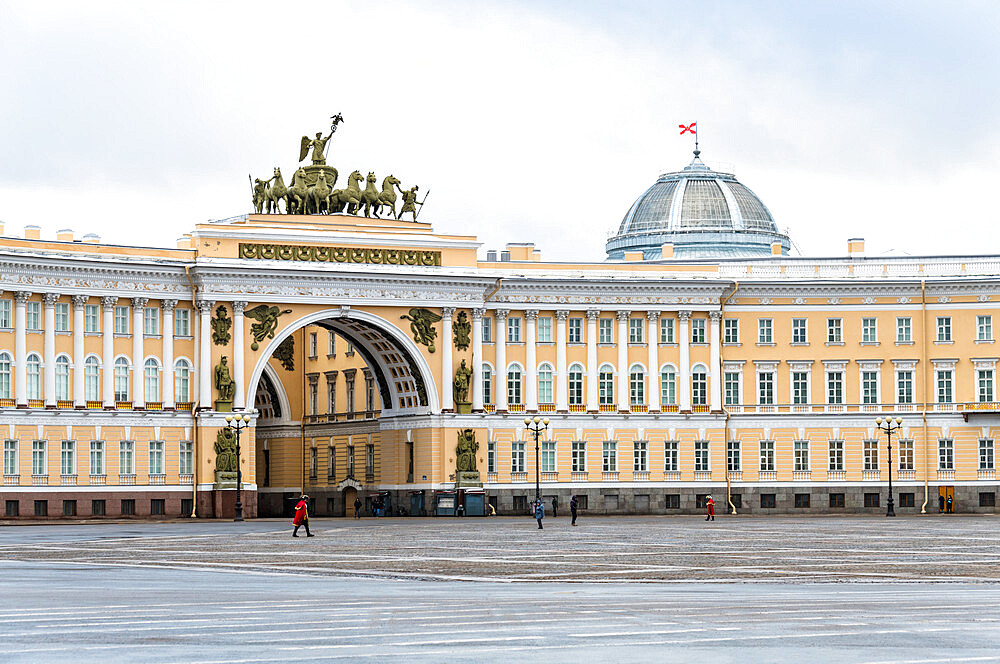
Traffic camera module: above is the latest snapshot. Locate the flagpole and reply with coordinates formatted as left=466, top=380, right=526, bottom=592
left=695, top=119, right=699, bottom=154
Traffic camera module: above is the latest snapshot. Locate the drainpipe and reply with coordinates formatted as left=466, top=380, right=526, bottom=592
left=720, top=281, right=739, bottom=514
left=184, top=265, right=200, bottom=518
left=920, top=280, right=929, bottom=514
left=484, top=278, right=503, bottom=302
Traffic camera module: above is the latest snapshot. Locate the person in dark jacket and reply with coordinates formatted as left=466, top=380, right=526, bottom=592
left=939, top=494, right=945, bottom=513
left=570, top=495, right=578, bottom=526
left=947, top=494, right=954, bottom=513
left=552, top=495, right=559, bottom=518
left=354, top=496, right=362, bottom=518
left=292, top=494, right=313, bottom=537
left=534, top=499, right=545, bottom=529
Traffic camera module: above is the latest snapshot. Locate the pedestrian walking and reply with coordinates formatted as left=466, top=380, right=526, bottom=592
left=552, top=495, right=559, bottom=518
left=947, top=494, right=953, bottom=513
left=354, top=496, right=362, bottom=519
left=534, top=499, right=545, bottom=529
left=939, top=494, right=945, bottom=513
left=292, top=494, right=314, bottom=537
left=570, top=494, right=578, bottom=526
left=705, top=494, right=715, bottom=521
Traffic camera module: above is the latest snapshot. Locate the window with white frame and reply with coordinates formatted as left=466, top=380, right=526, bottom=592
left=724, top=372, right=739, bottom=405
left=629, top=365, right=645, bottom=405
left=659, top=318, right=674, bottom=344
left=148, top=441, right=164, bottom=475
left=32, top=440, right=46, bottom=476
left=84, top=357, right=99, bottom=400
left=792, top=372, right=809, bottom=404
left=538, top=363, right=554, bottom=404
left=175, top=308, right=190, bottom=336
left=143, top=307, right=159, bottom=335
left=937, top=316, right=951, bottom=342
left=328, top=331, right=336, bottom=356
left=898, top=440, right=914, bottom=471
left=602, top=441, right=617, bottom=472
left=629, top=318, right=644, bottom=343
left=862, top=370, right=879, bottom=404
left=84, top=304, right=99, bottom=332
left=691, top=370, right=707, bottom=406
left=25, top=301, right=40, bottom=331
left=978, top=315, right=993, bottom=341
left=308, top=332, right=317, bottom=358
left=179, top=441, right=193, bottom=475
left=599, top=366, right=614, bottom=405
left=119, top=441, right=134, bottom=475
left=660, top=367, right=676, bottom=406
left=979, top=439, right=995, bottom=470
left=896, top=317, right=912, bottom=342
left=26, top=354, right=40, bottom=399
left=827, top=318, right=842, bottom=343
left=694, top=441, right=710, bottom=472
left=758, top=371, right=774, bottom=405
left=600, top=318, right=614, bottom=343
left=724, top=319, right=739, bottom=344
left=568, top=317, right=582, bottom=343
left=633, top=441, right=648, bottom=472
left=175, top=359, right=190, bottom=402
left=979, top=369, right=995, bottom=403
left=59, top=441, right=74, bottom=476
left=759, top=440, right=775, bottom=472
left=863, top=440, right=879, bottom=471
left=827, top=371, right=843, bottom=404
left=828, top=440, right=844, bottom=471
left=571, top=441, right=586, bottom=472
left=114, top=358, right=129, bottom=401
left=0, top=299, right=10, bottom=328
left=507, top=316, right=521, bottom=343
left=507, top=365, right=522, bottom=405
left=114, top=306, right=129, bottom=334
left=55, top=303, right=69, bottom=332
left=89, top=441, right=104, bottom=476
left=896, top=370, right=914, bottom=404
left=691, top=318, right=706, bottom=344
left=511, top=441, right=525, bottom=473
left=862, top=318, right=877, bottom=343
left=482, top=365, right=492, bottom=405
left=727, top=441, right=741, bottom=471
left=537, top=316, right=552, bottom=343
left=664, top=441, right=679, bottom=472
left=144, top=359, right=159, bottom=402
left=568, top=364, right=584, bottom=405
left=937, top=369, right=953, bottom=403
left=758, top=318, right=773, bottom=344
left=541, top=441, right=556, bottom=472
left=0, top=353, right=9, bottom=399
left=938, top=439, right=954, bottom=470
left=3, top=439, right=17, bottom=475
left=482, top=316, right=493, bottom=343
left=487, top=441, right=496, bottom=473
left=793, top=440, right=809, bottom=471
left=792, top=318, right=807, bottom=344
left=55, top=357, right=70, bottom=401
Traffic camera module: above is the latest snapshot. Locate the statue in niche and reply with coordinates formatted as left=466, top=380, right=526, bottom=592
left=212, top=305, right=232, bottom=346
left=214, top=427, right=237, bottom=473
left=453, top=360, right=473, bottom=414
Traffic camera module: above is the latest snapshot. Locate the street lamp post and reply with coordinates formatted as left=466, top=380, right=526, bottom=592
left=523, top=416, right=550, bottom=503
left=875, top=416, right=902, bottom=517
left=225, top=413, right=252, bottom=522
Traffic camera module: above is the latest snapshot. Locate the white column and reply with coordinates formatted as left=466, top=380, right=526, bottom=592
left=647, top=311, right=660, bottom=411
left=494, top=309, right=509, bottom=411
left=72, top=295, right=86, bottom=408
left=555, top=310, right=569, bottom=411
left=198, top=299, right=214, bottom=410
left=585, top=309, right=599, bottom=412
left=232, top=301, right=246, bottom=410
left=131, top=297, right=148, bottom=408
left=13, top=291, right=30, bottom=406
left=678, top=310, right=692, bottom=411
left=162, top=299, right=177, bottom=409
left=525, top=310, right=538, bottom=411
left=441, top=307, right=455, bottom=411
left=616, top=310, right=630, bottom=411
left=42, top=293, right=58, bottom=407
left=709, top=311, right=722, bottom=412
left=471, top=308, right=485, bottom=411
left=101, top=297, right=116, bottom=408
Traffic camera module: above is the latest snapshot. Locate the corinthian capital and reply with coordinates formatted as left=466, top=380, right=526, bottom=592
left=616, top=310, right=631, bottom=322
left=71, top=295, right=88, bottom=309
left=161, top=299, right=179, bottom=312
left=131, top=297, right=149, bottom=309
left=41, top=293, right=60, bottom=307
left=678, top=310, right=692, bottom=322
left=232, top=300, right=247, bottom=315
left=13, top=291, right=32, bottom=304
left=101, top=296, right=118, bottom=311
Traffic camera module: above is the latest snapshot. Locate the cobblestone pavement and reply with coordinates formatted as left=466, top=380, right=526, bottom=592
left=1, top=515, right=999, bottom=583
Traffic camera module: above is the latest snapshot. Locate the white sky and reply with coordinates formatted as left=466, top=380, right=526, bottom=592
left=1, top=0, right=998, bottom=261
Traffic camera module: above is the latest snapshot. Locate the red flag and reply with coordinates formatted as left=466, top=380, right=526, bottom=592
left=679, top=122, right=697, bottom=135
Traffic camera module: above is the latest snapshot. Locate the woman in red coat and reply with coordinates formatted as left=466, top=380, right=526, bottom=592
left=292, top=494, right=313, bottom=537
left=705, top=495, right=715, bottom=522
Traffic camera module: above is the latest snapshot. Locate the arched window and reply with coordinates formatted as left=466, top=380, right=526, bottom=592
left=26, top=354, right=41, bottom=400
left=114, top=358, right=130, bottom=402
left=599, top=365, right=614, bottom=405
left=692, top=365, right=708, bottom=406
left=174, top=359, right=190, bottom=403
left=0, top=352, right=11, bottom=399
left=660, top=366, right=677, bottom=406
left=507, top=365, right=522, bottom=405
left=482, top=364, right=493, bottom=405
left=629, top=364, right=645, bottom=405
left=55, top=356, right=71, bottom=401
left=84, top=357, right=100, bottom=401
left=568, top=363, right=584, bottom=406
left=537, top=363, right=554, bottom=404
left=144, top=359, right=160, bottom=402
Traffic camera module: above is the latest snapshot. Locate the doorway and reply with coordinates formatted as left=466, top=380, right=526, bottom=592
left=344, top=487, right=358, bottom=518
left=938, top=486, right=955, bottom=513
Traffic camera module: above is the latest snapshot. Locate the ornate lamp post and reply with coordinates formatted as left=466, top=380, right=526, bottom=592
left=523, top=416, right=550, bottom=503
left=225, top=413, right=252, bottom=522
left=875, top=416, right=902, bottom=517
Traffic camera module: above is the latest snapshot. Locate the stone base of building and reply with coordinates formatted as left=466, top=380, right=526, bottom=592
left=0, top=488, right=258, bottom=520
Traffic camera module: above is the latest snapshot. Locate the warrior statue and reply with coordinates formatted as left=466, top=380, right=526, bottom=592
left=397, top=185, right=422, bottom=222
left=214, top=356, right=235, bottom=402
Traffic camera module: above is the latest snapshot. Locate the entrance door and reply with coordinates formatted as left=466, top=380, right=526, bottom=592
left=938, top=486, right=955, bottom=513
left=344, top=487, right=358, bottom=518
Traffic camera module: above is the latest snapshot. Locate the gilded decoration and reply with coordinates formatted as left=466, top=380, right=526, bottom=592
left=274, top=336, right=295, bottom=372
left=238, top=243, right=442, bottom=266
left=453, top=310, right=471, bottom=351
left=214, top=428, right=237, bottom=473
left=400, top=308, right=442, bottom=353
left=211, top=305, right=232, bottom=346
left=243, top=304, right=293, bottom=351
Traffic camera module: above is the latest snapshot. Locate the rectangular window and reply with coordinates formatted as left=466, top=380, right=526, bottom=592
left=793, top=440, right=809, bottom=471
left=482, top=366, right=492, bottom=405
left=179, top=441, right=193, bottom=475
left=308, top=332, right=317, bottom=358
left=979, top=315, right=993, bottom=341
left=119, top=441, right=134, bottom=475
left=541, top=441, right=556, bottom=473
left=898, top=440, right=914, bottom=471
left=691, top=319, right=706, bottom=344
left=980, top=492, right=996, bottom=508
left=664, top=441, right=679, bottom=472
left=863, top=440, right=879, bottom=471
left=567, top=317, right=582, bottom=343
left=758, top=318, right=772, bottom=344
left=0, top=299, right=10, bottom=328
left=537, top=316, right=553, bottom=343
left=980, top=439, right=995, bottom=470
left=366, top=444, right=375, bottom=477
left=149, top=441, right=164, bottom=475
left=759, top=440, right=775, bottom=472
left=602, top=441, right=617, bottom=472
left=864, top=493, right=880, bottom=508
left=600, top=318, right=614, bottom=343
left=346, top=446, right=355, bottom=477
left=507, top=316, right=521, bottom=343
left=658, top=318, right=673, bottom=344
left=792, top=372, right=809, bottom=404
left=827, top=371, right=843, bottom=404
left=34, top=500, right=48, bottom=517
left=511, top=442, right=525, bottom=473
left=26, top=301, right=40, bottom=330
left=121, top=499, right=135, bottom=516
left=829, top=493, right=845, bottom=508
left=760, top=494, right=776, bottom=508
left=150, top=499, right=165, bottom=516
left=937, top=316, right=952, bottom=342
left=482, top=316, right=493, bottom=343
left=3, top=440, right=17, bottom=475
left=571, top=441, right=586, bottom=472
left=862, top=318, right=877, bottom=343
left=627, top=318, right=643, bottom=343
left=88, top=441, right=105, bottom=476
left=691, top=372, right=707, bottom=406
left=792, top=318, right=807, bottom=344
left=32, top=440, right=46, bottom=476
left=897, top=371, right=914, bottom=404
left=727, top=441, right=741, bottom=472
left=665, top=494, right=680, bottom=509
left=794, top=494, right=811, bottom=508
left=328, top=445, right=336, bottom=478
left=174, top=309, right=190, bottom=336
left=60, top=441, right=75, bottom=476
left=899, top=493, right=915, bottom=508
left=114, top=305, right=129, bottom=334
left=758, top=372, right=774, bottom=405
left=827, top=318, right=842, bottom=343
left=896, top=317, right=912, bottom=342
left=55, top=302, right=70, bottom=332
left=694, top=441, right=709, bottom=472
left=862, top=371, right=879, bottom=404
left=723, top=319, right=739, bottom=344
left=828, top=440, right=844, bottom=472
left=4, top=500, right=18, bottom=517
left=979, top=369, right=995, bottom=403
left=309, top=383, right=318, bottom=415
left=328, top=331, right=336, bottom=356
left=143, top=307, right=159, bottom=335
left=937, top=369, right=953, bottom=403
left=487, top=441, right=496, bottom=474
left=938, top=439, right=954, bottom=470
left=724, top=372, right=740, bottom=405
left=84, top=304, right=99, bottom=332
left=633, top=441, right=648, bottom=472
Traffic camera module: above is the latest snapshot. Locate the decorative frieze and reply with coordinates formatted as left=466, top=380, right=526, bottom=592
left=238, top=242, right=442, bottom=266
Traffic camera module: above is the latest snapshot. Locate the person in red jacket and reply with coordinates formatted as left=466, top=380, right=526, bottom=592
left=292, top=494, right=314, bottom=537
left=705, top=494, right=715, bottom=522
